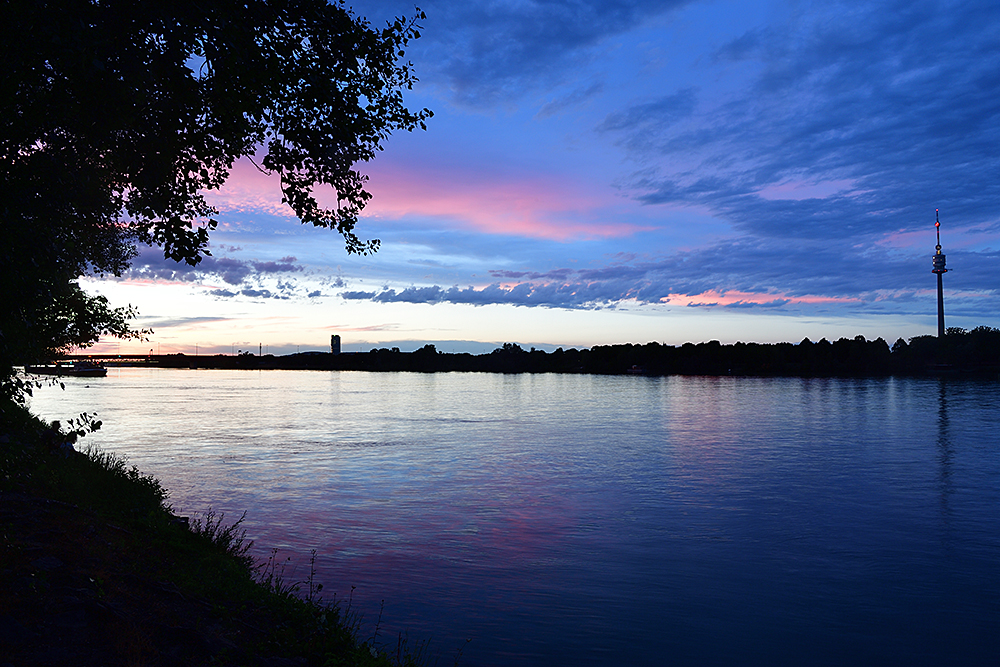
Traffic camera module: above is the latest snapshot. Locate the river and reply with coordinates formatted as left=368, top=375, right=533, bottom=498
left=27, top=369, right=1000, bottom=665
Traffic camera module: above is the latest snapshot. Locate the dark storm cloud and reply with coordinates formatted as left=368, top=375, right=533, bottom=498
left=605, top=0, right=1000, bottom=242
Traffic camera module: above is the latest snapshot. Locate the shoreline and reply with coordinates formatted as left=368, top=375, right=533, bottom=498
left=53, top=329, right=1000, bottom=377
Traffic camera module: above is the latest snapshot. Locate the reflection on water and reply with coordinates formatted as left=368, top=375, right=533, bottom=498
left=28, top=370, right=1000, bottom=666
left=937, top=380, right=954, bottom=523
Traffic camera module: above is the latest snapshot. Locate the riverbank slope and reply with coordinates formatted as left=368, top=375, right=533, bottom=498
left=0, top=405, right=420, bottom=667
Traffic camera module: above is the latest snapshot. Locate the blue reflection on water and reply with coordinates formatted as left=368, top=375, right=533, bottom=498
left=28, top=371, right=1000, bottom=665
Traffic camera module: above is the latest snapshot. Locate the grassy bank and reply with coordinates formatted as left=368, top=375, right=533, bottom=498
left=0, top=403, right=424, bottom=666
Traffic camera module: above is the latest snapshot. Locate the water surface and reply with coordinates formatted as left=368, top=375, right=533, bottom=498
left=28, top=370, right=1000, bottom=665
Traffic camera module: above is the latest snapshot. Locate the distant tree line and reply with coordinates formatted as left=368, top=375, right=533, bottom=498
left=153, top=327, right=1000, bottom=376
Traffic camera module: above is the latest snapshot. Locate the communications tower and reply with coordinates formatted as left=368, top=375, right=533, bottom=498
left=931, top=209, right=949, bottom=338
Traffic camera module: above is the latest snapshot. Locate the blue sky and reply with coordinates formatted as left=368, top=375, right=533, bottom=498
left=88, top=0, right=1000, bottom=355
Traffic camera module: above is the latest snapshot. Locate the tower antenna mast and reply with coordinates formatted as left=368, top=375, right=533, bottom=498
left=931, top=209, right=949, bottom=338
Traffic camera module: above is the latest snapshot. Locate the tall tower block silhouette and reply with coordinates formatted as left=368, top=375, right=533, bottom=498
left=931, top=210, right=949, bottom=338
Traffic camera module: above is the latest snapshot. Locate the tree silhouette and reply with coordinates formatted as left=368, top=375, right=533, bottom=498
left=1, top=0, right=431, bottom=401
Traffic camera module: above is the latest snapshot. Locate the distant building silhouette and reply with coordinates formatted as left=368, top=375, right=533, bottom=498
left=331, top=334, right=341, bottom=354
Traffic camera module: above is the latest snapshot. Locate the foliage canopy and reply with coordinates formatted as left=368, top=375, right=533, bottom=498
left=1, top=0, right=431, bottom=400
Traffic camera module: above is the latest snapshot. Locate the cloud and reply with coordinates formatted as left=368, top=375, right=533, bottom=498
left=138, top=316, right=234, bottom=328
left=212, top=287, right=291, bottom=300
left=345, top=282, right=618, bottom=308
left=341, top=290, right=378, bottom=300
left=125, top=246, right=305, bottom=286
left=392, top=0, right=691, bottom=108
left=117, top=1, right=1000, bottom=335
left=536, top=81, right=606, bottom=119
left=239, top=288, right=288, bottom=300
left=605, top=0, right=1000, bottom=245
left=340, top=232, right=999, bottom=318
left=257, top=258, right=303, bottom=274
left=201, top=160, right=293, bottom=219
left=363, top=161, right=650, bottom=241
left=489, top=268, right=576, bottom=281
left=724, top=299, right=790, bottom=309
left=597, top=88, right=697, bottom=132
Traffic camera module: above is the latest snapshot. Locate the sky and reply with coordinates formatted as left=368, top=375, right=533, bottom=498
left=87, top=0, right=1000, bottom=356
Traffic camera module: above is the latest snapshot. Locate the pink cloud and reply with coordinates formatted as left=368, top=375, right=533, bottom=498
left=662, top=290, right=859, bottom=307
left=358, top=162, right=651, bottom=241
left=203, top=157, right=652, bottom=241
left=202, top=159, right=295, bottom=218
